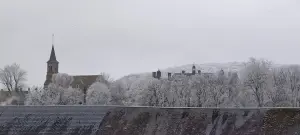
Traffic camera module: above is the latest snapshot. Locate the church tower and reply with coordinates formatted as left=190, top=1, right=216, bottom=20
left=44, top=35, right=59, bottom=88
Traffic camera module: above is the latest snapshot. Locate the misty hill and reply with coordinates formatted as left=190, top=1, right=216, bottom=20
left=162, top=62, right=287, bottom=73
left=122, top=62, right=245, bottom=77
left=116, top=62, right=289, bottom=86
left=162, top=62, right=244, bottom=73
left=116, top=62, right=245, bottom=85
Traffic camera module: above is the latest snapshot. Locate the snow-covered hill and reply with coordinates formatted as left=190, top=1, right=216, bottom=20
left=117, top=62, right=288, bottom=84
left=116, top=62, right=244, bottom=84
left=162, top=62, right=245, bottom=73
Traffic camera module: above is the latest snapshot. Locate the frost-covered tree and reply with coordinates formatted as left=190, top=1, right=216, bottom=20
left=205, top=74, right=228, bottom=107
left=110, top=80, right=126, bottom=105
left=240, top=58, right=272, bottom=107
left=125, top=77, right=152, bottom=106
left=266, top=68, right=291, bottom=107
left=0, top=63, right=27, bottom=94
left=51, top=73, right=73, bottom=88
left=235, top=90, right=257, bottom=107
left=96, top=72, right=113, bottom=88
left=227, top=72, right=240, bottom=99
left=189, top=75, right=209, bottom=107
left=25, top=73, right=83, bottom=105
left=158, top=79, right=172, bottom=107
left=117, top=74, right=142, bottom=92
left=286, top=65, right=300, bottom=106
left=170, top=75, right=191, bottom=107
left=95, top=58, right=300, bottom=108
left=139, top=78, right=162, bottom=106
left=86, top=82, right=111, bottom=105
left=62, top=87, right=84, bottom=105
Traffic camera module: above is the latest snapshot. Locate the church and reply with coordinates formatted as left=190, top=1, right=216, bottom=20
left=44, top=45, right=99, bottom=90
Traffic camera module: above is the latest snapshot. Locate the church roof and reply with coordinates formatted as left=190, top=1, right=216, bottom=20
left=70, top=75, right=99, bottom=90
left=47, top=45, right=58, bottom=63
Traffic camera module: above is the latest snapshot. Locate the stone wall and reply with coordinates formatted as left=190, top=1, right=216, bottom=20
left=0, top=106, right=300, bottom=135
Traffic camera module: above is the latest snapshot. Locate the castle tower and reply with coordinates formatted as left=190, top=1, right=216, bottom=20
left=168, top=72, right=172, bottom=80
left=192, top=64, right=196, bottom=75
left=44, top=35, right=59, bottom=88
left=156, top=69, right=161, bottom=80
left=152, top=72, right=157, bottom=78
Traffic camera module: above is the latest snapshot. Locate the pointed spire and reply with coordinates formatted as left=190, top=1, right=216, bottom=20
left=47, top=34, right=58, bottom=63
left=49, top=45, right=57, bottom=61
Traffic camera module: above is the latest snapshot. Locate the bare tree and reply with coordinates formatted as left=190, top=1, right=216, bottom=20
left=96, top=72, right=113, bottom=88
left=266, top=68, right=291, bottom=107
left=0, top=63, right=27, bottom=94
left=25, top=73, right=83, bottom=105
left=170, top=76, right=191, bottom=107
left=206, top=74, right=228, bottom=107
left=190, top=75, right=208, bottom=107
left=286, top=65, right=300, bottom=106
left=144, top=79, right=162, bottom=106
left=228, top=72, right=239, bottom=98
left=241, top=58, right=272, bottom=107
left=110, top=80, right=126, bottom=105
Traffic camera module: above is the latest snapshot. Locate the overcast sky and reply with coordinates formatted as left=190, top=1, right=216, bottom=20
left=1, top=0, right=300, bottom=87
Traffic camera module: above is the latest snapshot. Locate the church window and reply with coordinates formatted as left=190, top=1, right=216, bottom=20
left=76, top=84, right=80, bottom=89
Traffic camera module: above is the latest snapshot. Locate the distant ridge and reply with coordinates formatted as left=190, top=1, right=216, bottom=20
left=162, top=62, right=245, bottom=73
left=117, top=62, right=291, bottom=83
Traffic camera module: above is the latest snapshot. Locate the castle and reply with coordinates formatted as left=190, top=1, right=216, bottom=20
left=44, top=45, right=99, bottom=90
left=152, top=64, right=214, bottom=80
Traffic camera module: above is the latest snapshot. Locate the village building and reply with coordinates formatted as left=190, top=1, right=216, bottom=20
left=152, top=64, right=214, bottom=80
left=44, top=45, right=99, bottom=90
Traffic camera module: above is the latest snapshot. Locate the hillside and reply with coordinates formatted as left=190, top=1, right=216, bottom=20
left=116, top=62, right=246, bottom=83
left=116, top=62, right=289, bottom=87
left=162, top=62, right=245, bottom=73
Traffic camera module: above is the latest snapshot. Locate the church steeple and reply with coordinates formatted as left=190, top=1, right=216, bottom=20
left=44, top=34, right=59, bottom=88
left=47, top=34, right=58, bottom=63
left=47, top=45, right=58, bottom=63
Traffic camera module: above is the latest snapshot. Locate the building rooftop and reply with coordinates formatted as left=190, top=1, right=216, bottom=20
left=70, top=75, right=99, bottom=90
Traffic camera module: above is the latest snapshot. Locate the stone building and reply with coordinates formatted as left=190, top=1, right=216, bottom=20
left=44, top=45, right=59, bottom=88
left=152, top=64, right=214, bottom=80
left=44, top=45, right=99, bottom=90
left=152, top=70, right=162, bottom=80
